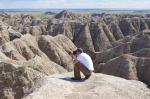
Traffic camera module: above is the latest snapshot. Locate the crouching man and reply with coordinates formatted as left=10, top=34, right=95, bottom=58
left=70, top=48, right=94, bottom=80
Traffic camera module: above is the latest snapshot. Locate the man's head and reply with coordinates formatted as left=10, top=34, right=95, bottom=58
left=73, top=48, right=83, bottom=57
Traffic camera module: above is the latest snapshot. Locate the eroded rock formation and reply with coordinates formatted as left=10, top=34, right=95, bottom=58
left=0, top=11, right=150, bottom=98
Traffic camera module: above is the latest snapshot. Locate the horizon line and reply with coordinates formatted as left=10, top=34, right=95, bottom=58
left=0, top=8, right=150, bottom=10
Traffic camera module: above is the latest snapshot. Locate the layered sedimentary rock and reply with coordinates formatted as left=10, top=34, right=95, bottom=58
left=1, top=11, right=150, bottom=53
left=0, top=33, right=75, bottom=73
left=0, top=11, right=150, bottom=99
left=94, top=33, right=150, bottom=88
left=38, top=35, right=74, bottom=71
left=0, top=21, right=22, bottom=45
left=55, top=10, right=81, bottom=19
left=0, top=61, right=45, bottom=99
left=0, top=22, right=76, bottom=98
left=96, top=54, right=150, bottom=88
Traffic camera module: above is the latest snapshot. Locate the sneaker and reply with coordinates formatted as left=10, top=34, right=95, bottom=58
left=84, top=75, right=91, bottom=79
left=71, top=77, right=81, bottom=80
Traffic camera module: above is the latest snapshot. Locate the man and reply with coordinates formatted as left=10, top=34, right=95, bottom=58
left=70, top=48, right=94, bottom=80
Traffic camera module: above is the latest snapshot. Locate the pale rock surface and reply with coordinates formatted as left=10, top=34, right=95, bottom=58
left=24, top=73, right=150, bottom=99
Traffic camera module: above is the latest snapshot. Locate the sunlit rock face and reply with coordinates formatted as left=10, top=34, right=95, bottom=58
left=23, top=73, right=150, bottom=99
left=0, top=10, right=150, bottom=99
left=1, top=11, right=150, bottom=53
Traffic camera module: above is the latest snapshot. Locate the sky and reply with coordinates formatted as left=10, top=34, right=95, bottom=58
left=0, top=0, right=150, bottom=9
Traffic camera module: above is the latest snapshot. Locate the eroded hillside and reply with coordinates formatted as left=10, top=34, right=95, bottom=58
left=0, top=10, right=150, bottom=99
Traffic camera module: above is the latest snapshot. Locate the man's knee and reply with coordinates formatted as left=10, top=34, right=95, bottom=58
left=75, top=62, right=82, bottom=67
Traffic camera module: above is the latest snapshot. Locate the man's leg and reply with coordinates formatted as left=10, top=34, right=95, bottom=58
left=74, top=62, right=81, bottom=79
left=77, top=62, right=91, bottom=78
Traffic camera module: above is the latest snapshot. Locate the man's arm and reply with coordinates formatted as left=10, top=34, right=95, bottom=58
left=67, top=52, right=78, bottom=64
left=66, top=51, right=80, bottom=64
left=73, top=59, right=79, bottom=64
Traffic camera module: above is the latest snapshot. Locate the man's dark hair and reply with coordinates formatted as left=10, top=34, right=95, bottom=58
left=73, top=48, right=83, bottom=55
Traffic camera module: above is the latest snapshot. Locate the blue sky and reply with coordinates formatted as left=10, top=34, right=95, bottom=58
left=0, top=0, right=150, bottom=9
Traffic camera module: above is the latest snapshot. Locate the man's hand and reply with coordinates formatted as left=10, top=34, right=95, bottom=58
left=66, top=50, right=79, bottom=64
left=73, top=59, right=79, bottom=64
